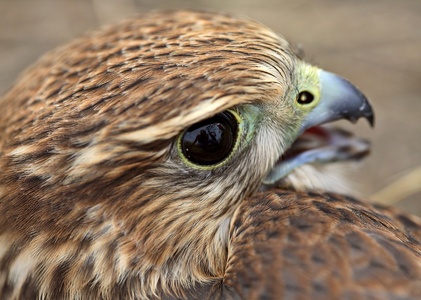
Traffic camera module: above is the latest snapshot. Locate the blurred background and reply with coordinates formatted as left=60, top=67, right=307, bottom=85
left=0, top=0, right=420, bottom=213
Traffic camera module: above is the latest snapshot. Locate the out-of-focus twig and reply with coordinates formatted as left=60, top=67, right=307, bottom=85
left=370, top=165, right=421, bottom=206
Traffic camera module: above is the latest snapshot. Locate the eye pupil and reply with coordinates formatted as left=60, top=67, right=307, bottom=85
left=181, top=112, right=238, bottom=166
left=297, top=91, right=314, bottom=105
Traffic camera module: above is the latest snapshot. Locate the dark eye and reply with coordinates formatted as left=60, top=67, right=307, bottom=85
left=180, top=111, right=238, bottom=166
left=297, top=91, right=314, bottom=105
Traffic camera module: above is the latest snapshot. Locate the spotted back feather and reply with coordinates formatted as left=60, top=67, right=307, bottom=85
left=0, top=10, right=297, bottom=299
left=1, top=9, right=420, bottom=300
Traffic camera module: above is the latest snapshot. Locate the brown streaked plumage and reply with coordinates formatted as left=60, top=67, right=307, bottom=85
left=0, top=9, right=420, bottom=300
left=224, top=191, right=421, bottom=300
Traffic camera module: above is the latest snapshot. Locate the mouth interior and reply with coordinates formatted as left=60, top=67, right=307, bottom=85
left=263, top=125, right=370, bottom=186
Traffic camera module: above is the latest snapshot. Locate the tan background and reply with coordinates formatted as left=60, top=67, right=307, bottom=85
left=1, top=0, right=420, bottom=213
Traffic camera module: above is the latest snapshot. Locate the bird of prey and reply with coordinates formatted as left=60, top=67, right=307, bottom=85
left=1, top=10, right=421, bottom=300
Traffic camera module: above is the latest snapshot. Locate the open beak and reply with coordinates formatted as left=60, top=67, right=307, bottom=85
left=263, top=71, right=375, bottom=186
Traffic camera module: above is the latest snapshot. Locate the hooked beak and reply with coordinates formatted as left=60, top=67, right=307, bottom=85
left=300, top=70, right=374, bottom=134
left=263, top=70, right=375, bottom=186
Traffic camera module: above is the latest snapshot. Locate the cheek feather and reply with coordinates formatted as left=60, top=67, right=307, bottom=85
left=2, top=8, right=420, bottom=300
left=0, top=9, right=370, bottom=300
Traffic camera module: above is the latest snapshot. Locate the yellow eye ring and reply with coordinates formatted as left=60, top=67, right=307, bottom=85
left=297, top=91, right=314, bottom=105
left=176, top=109, right=243, bottom=170
left=295, top=87, right=320, bottom=110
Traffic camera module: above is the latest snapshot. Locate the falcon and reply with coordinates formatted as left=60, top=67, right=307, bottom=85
left=1, top=10, right=420, bottom=300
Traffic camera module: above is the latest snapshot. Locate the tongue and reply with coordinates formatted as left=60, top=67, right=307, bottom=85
left=305, top=126, right=330, bottom=138
left=263, top=126, right=370, bottom=185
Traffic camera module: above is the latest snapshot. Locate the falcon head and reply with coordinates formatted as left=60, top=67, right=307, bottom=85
left=0, top=10, right=373, bottom=299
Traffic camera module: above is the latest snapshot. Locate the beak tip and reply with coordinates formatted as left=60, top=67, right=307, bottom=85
left=303, top=70, right=375, bottom=131
left=367, top=114, right=375, bottom=127
left=360, top=95, right=375, bottom=127
left=324, top=70, right=375, bottom=129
